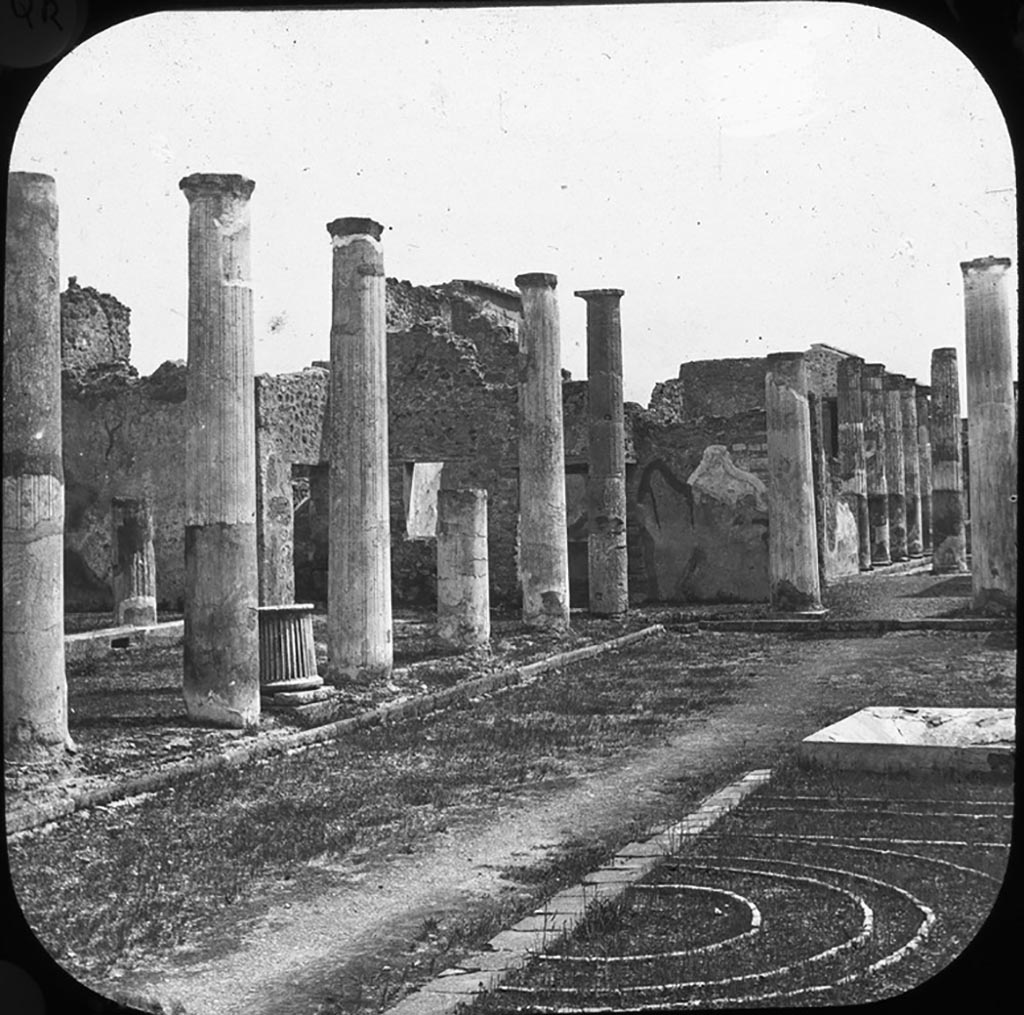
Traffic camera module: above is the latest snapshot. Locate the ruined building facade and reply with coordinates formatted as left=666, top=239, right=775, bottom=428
left=63, top=278, right=881, bottom=613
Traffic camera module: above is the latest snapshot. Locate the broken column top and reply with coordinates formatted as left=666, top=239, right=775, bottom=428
left=916, top=383, right=932, bottom=395
left=883, top=372, right=905, bottom=389
left=574, top=288, right=625, bottom=299
left=178, top=173, right=255, bottom=200
left=9, top=170, right=55, bottom=187
left=900, top=376, right=917, bottom=389
left=960, top=256, right=1012, bottom=273
left=515, top=272, right=558, bottom=289
left=326, top=217, right=384, bottom=241
left=863, top=363, right=886, bottom=375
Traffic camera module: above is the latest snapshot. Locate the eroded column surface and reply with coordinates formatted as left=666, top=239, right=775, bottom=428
left=516, top=272, right=570, bottom=631
left=962, top=257, right=1017, bottom=614
left=765, top=353, right=823, bottom=612
left=900, top=377, right=924, bottom=558
left=111, top=497, right=157, bottom=627
left=883, top=372, right=908, bottom=561
left=437, top=488, right=490, bottom=650
left=3, top=172, right=72, bottom=759
left=837, top=356, right=872, bottom=571
left=915, top=384, right=933, bottom=554
left=327, top=217, right=393, bottom=679
left=180, top=173, right=260, bottom=729
left=861, top=364, right=890, bottom=565
left=930, top=348, right=968, bottom=573
left=575, top=287, right=628, bottom=616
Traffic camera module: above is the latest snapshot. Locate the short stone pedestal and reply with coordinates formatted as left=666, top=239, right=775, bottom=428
left=257, top=604, right=322, bottom=693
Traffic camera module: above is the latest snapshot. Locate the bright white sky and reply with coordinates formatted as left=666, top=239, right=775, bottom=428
left=11, top=2, right=1017, bottom=406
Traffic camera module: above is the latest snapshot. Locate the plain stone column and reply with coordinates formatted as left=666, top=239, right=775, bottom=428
left=111, top=496, right=157, bottom=627
left=861, top=364, right=891, bottom=565
left=515, top=273, right=571, bottom=631
left=765, top=353, right=823, bottom=612
left=915, top=384, right=933, bottom=554
left=180, top=173, right=260, bottom=728
left=3, top=172, right=72, bottom=758
left=327, top=217, right=393, bottom=680
left=930, top=349, right=968, bottom=573
left=575, top=287, right=628, bottom=616
left=900, top=377, right=924, bottom=558
left=962, top=257, right=1017, bottom=613
left=883, top=373, right=908, bottom=561
left=837, top=356, right=872, bottom=571
left=437, top=488, right=490, bottom=650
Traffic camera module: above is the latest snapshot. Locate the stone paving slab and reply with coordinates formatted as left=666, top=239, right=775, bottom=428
left=799, top=706, right=1016, bottom=774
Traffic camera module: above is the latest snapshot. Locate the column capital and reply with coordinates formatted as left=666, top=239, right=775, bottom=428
left=883, top=372, right=905, bottom=391
left=915, top=383, right=932, bottom=397
left=326, top=217, right=384, bottom=241
left=179, top=173, right=255, bottom=202
left=574, top=288, right=625, bottom=300
left=862, top=363, right=886, bottom=378
left=515, top=272, right=558, bottom=289
left=960, top=256, right=1012, bottom=275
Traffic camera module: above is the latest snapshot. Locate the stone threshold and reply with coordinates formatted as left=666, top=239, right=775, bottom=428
left=64, top=620, right=185, bottom=661
left=383, top=769, right=774, bottom=1015
left=7, top=625, right=666, bottom=837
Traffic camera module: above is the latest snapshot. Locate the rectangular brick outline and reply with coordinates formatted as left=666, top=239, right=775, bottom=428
left=383, top=768, right=773, bottom=1015
left=7, top=625, right=666, bottom=836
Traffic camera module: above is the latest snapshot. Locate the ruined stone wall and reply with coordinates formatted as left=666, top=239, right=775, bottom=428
left=627, top=408, right=770, bottom=602
left=60, top=278, right=131, bottom=375
left=650, top=357, right=768, bottom=422
left=62, top=361, right=187, bottom=611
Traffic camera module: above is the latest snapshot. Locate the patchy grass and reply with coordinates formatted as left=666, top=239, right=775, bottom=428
left=8, top=631, right=746, bottom=990
left=477, top=762, right=1012, bottom=1011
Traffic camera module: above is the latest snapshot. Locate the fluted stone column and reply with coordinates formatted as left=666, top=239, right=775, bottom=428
left=930, top=349, right=968, bottom=573
left=516, top=273, right=570, bottom=631
left=111, top=497, right=157, bottom=627
left=861, top=364, right=890, bottom=565
left=180, top=173, right=260, bottom=729
left=765, top=353, right=823, bottom=613
left=575, top=287, right=628, bottom=616
left=327, top=217, right=393, bottom=680
left=3, top=172, right=72, bottom=759
left=962, top=257, right=1017, bottom=614
left=900, top=377, right=924, bottom=558
left=437, top=488, right=490, bottom=650
left=837, top=356, right=872, bottom=571
left=915, top=384, right=933, bottom=554
left=883, top=373, right=908, bottom=561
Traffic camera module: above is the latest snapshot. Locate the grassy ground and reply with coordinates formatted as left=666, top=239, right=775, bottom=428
left=477, top=762, right=1013, bottom=1012
left=8, top=631, right=747, bottom=992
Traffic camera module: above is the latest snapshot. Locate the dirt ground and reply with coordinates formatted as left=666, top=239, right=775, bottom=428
left=6, top=566, right=1015, bottom=1015
left=107, top=627, right=1013, bottom=1014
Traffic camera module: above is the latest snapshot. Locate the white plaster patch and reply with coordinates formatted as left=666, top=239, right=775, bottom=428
left=330, top=232, right=382, bottom=250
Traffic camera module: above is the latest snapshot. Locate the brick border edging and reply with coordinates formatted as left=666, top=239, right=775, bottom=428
left=383, top=768, right=774, bottom=1015
left=665, top=617, right=1014, bottom=633
left=6, top=625, right=666, bottom=837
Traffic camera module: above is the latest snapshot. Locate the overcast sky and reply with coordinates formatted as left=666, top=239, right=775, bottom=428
left=10, top=2, right=1017, bottom=406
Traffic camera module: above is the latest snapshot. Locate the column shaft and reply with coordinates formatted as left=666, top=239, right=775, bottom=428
left=765, top=353, right=823, bottom=612
left=930, top=349, right=968, bottom=573
left=883, top=373, right=908, bottom=561
left=900, top=378, right=924, bottom=557
left=962, top=257, right=1017, bottom=613
left=437, top=488, right=490, bottom=649
left=180, top=173, right=260, bottom=728
left=327, top=217, right=393, bottom=679
left=861, top=364, right=890, bottom=565
left=111, top=496, right=157, bottom=626
left=915, top=384, right=933, bottom=554
left=837, top=356, right=872, bottom=571
left=516, top=273, right=570, bottom=631
left=576, top=288, right=628, bottom=616
left=3, top=172, right=71, bottom=758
